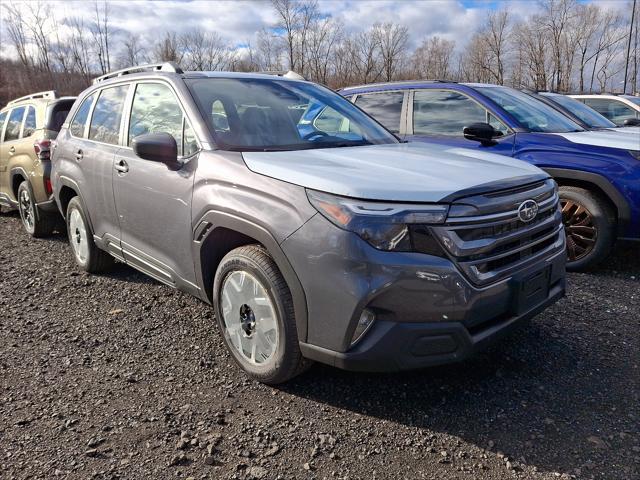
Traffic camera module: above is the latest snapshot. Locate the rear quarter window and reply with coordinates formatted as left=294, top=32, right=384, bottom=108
left=47, top=99, right=75, bottom=132
left=23, top=106, right=37, bottom=137
left=70, top=94, right=96, bottom=138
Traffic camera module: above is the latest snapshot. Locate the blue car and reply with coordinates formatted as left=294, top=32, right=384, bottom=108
left=339, top=81, right=640, bottom=270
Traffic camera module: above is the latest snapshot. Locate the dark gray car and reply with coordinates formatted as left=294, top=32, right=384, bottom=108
left=52, top=63, right=566, bottom=383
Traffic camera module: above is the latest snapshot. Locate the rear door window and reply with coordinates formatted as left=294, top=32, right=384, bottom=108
left=70, top=94, right=96, bottom=138
left=23, top=106, right=37, bottom=137
left=355, top=92, right=404, bottom=133
left=3, top=107, right=26, bottom=142
left=89, top=85, right=129, bottom=145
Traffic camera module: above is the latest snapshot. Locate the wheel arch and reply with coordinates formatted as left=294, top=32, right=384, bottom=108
left=10, top=167, right=29, bottom=200
left=542, top=168, right=629, bottom=236
left=55, top=176, right=96, bottom=232
left=193, top=210, right=308, bottom=343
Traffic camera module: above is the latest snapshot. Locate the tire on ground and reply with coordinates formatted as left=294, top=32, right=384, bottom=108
left=213, top=244, right=310, bottom=384
left=559, top=186, right=615, bottom=271
left=17, top=180, right=56, bottom=238
left=65, top=196, right=114, bottom=273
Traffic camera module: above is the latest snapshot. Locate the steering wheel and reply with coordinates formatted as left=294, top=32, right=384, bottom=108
left=303, top=131, right=330, bottom=141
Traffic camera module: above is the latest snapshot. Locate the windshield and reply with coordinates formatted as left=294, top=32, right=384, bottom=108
left=542, top=94, right=617, bottom=129
left=477, top=86, right=584, bottom=133
left=186, top=77, right=398, bottom=151
left=622, top=95, right=640, bottom=106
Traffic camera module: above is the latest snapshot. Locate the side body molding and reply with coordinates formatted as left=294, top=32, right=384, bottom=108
left=192, top=210, right=309, bottom=343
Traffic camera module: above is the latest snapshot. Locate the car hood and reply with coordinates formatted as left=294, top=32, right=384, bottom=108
left=554, top=130, right=640, bottom=150
left=242, top=142, right=547, bottom=202
left=605, top=126, right=640, bottom=135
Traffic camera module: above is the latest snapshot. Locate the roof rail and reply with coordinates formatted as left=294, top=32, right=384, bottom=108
left=92, top=62, right=184, bottom=85
left=341, top=79, right=456, bottom=91
left=7, top=90, right=58, bottom=105
left=258, top=70, right=306, bottom=80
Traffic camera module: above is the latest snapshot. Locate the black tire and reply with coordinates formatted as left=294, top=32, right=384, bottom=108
left=17, top=181, right=56, bottom=238
left=559, top=186, right=615, bottom=271
left=65, top=196, right=113, bottom=273
left=213, top=245, right=310, bottom=384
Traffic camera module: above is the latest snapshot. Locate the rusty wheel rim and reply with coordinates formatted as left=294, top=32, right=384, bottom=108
left=561, top=199, right=597, bottom=262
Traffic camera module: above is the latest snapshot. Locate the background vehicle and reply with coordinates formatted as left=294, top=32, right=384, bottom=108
left=341, top=81, right=640, bottom=271
left=526, top=91, right=640, bottom=135
left=0, top=91, right=75, bottom=236
left=570, top=94, right=640, bottom=126
left=52, top=63, right=565, bottom=383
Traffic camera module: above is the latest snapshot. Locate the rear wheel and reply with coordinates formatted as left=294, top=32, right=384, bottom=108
left=17, top=180, right=56, bottom=237
left=213, top=245, right=309, bottom=384
left=559, top=186, right=615, bottom=271
left=66, top=196, right=113, bottom=273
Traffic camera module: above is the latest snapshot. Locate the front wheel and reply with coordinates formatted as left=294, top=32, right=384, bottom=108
left=17, top=181, right=56, bottom=237
left=213, top=245, right=309, bottom=384
left=559, top=186, right=615, bottom=271
left=66, top=197, right=113, bottom=273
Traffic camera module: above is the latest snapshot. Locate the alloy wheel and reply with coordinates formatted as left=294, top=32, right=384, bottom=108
left=561, top=199, right=597, bottom=262
left=18, top=187, right=35, bottom=234
left=220, top=270, right=279, bottom=366
left=68, top=208, right=89, bottom=264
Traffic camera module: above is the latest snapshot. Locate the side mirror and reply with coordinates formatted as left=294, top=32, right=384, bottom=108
left=463, top=122, right=498, bottom=146
left=623, top=118, right=640, bottom=126
left=132, top=132, right=180, bottom=170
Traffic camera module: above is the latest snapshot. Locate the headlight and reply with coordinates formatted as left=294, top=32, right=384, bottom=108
left=629, top=150, right=640, bottom=160
left=306, top=189, right=449, bottom=254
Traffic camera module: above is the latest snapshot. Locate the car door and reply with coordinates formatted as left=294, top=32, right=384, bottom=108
left=0, top=109, right=10, bottom=204
left=405, top=89, right=515, bottom=156
left=112, top=80, right=199, bottom=288
left=0, top=106, right=27, bottom=203
left=67, top=85, right=129, bottom=257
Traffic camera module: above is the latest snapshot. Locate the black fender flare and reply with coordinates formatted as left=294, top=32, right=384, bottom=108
left=9, top=166, right=30, bottom=196
left=542, top=167, right=630, bottom=234
left=56, top=175, right=96, bottom=233
left=193, top=210, right=308, bottom=343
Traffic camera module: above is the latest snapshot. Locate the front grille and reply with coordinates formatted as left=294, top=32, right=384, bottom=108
left=431, top=179, right=565, bottom=286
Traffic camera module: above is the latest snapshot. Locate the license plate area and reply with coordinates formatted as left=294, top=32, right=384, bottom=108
left=514, top=265, right=551, bottom=314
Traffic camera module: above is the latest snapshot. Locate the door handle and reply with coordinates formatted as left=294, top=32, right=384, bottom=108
left=114, top=159, right=129, bottom=173
left=75, top=149, right=83, bottom=161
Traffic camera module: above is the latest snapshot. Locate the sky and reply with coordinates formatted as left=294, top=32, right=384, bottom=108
left=0, top=0, right=632, bottom=60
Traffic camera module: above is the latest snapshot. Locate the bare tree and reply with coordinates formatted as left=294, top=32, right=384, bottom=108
left=412, top=36, right=455, bottom=79
left=373, top=22, right=409, bottom=81
left=307, top=17, right=343, bottom=83
left=483, top=10, right=511, bottom=85
left=256, top=28, right=284, bottom=71
left=91, top=0, right=112, bottom=74
left=271, top=0, right=300, bottom=71
left=3, top=2, right=31, bottom=68
left=152, top=32, right=183, bottom=64
left=118, top=33, right=149, bottom=68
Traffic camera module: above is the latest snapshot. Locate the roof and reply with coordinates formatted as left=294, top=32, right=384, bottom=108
left=339, top=81, right=505, bottom=94
left=92, top=62, right=309, bottom=86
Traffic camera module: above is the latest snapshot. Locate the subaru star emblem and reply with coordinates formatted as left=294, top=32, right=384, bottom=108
left=518, top=199, right=539, bottom=223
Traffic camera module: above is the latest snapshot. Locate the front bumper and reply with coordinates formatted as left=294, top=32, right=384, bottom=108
left=282, top=214, right=566, bottom=372
left=299, top=275, right=564, bottom=371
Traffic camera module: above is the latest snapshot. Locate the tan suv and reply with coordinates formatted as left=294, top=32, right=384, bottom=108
left=0, top=91, right=75, bottom=236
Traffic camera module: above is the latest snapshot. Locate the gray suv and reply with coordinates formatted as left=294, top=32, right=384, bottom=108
left=52, top=63, right=566, bottom=383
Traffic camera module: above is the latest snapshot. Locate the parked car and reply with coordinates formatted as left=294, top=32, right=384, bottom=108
left=526, top=91, right=640, bottom=135
left=51, top=63, right=566, bottom=383
left=340, top=81, right=640, bottom=270
left=0, top=91, right=75, bottom=236
left=570, top=94, right=640, bottom=126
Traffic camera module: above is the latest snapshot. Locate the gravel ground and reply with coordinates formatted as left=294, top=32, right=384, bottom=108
left=1, top=210, right=639, bottom=480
